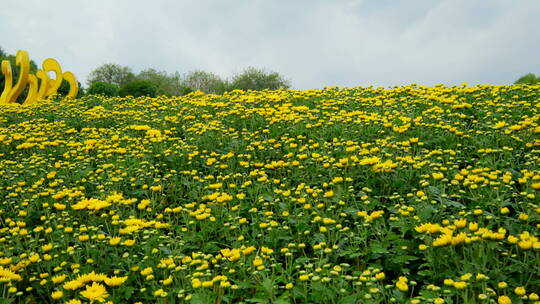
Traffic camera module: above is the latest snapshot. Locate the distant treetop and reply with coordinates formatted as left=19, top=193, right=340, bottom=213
left=87, top=63, right=135, bottom=87
left=514, top=73, right=540, bottom=85
left=230, top=67, right=291, bottom=91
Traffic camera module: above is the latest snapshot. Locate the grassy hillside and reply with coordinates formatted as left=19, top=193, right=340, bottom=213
left=0, top=85, right=538, bottom=303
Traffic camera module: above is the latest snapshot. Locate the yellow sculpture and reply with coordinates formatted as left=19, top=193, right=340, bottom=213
left=42, top=58, right=63, bottom=97
left=63, top=71, right=79, bottom=99
left=23, top=74, right=39, bottom=105
left=0, top=60, right=13, bottom=104
left=6, top=50, right=30, bottom=104
left=0, top=50, right=78, bottom=105
left=35, top=69, right=50, bottom=100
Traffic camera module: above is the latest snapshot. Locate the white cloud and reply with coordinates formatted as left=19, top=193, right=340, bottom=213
left=1, top=0, right=539, bottom=89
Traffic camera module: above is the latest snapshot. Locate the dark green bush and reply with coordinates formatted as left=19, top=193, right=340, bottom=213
left=179, top=86, right=194, bottom=95
left=87, top=82, right=120, bottom=97
left=119, top=80, right=157, bottom=97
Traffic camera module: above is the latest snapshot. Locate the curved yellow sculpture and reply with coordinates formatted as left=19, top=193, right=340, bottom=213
left=35, top=69, right=50, bottom=100
left=42, top=58, right=63, bottom=98
left=62, top=71, right=79, bottom=99
left=0, top=50, right=78, bottom=105
left=23, top=74, right=39, bottom=105
left=6, top=50, right=30, bottom=104
left=0, top=60, right=13, bottom=104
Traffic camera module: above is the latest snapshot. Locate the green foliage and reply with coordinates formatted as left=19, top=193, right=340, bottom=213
left=87, top=81, right=120, bottom=97
left=87, top=63, right=135, bottom=87
left=178, top=86, right=194, bottom=95
left=183, top=70, right=228, bottom=94
left=119, top=80, right=157, bottom=97
left=230, top=66, right=290, bottom=91
left=82, top=58, right=293, bottom=96
left=57, top=79, right=85, bottom=98
left=135, top=68, right=184, bottom=96
left=514, top=73, right=540, bottom=85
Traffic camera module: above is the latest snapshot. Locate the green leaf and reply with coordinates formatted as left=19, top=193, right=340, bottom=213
left=122, top=286, right=135, bottom=299
left=391, top=255, right=419, bottom=264
left=191, top=293, right=212, bottom=304
left=274, top=297, right=290, bottom=304
left=262, top=277, right=274, bottom=295
left=245, top=298, right=270, bottom=304
left=337, top=295, right=358, bottom=304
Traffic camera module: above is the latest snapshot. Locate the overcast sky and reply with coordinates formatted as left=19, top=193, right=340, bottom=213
left=1, top=0, right=539, bottom=89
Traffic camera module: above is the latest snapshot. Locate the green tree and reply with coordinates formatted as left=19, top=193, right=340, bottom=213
left=86, top=82, right=119, bottom=97
left=136, top=68, right=184, bottom=96
left=119, top=80, right=157, bottom=98
left=87, top=63, right=135, bottom=87
left=183, top=70, right=228, bottom=94
left=515, top=73, right=540, bottom=85
left=229, top=67, right=290, bottom=91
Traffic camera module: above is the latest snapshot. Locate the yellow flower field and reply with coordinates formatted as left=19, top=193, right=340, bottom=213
left=0, top=85, right=539, bottom=303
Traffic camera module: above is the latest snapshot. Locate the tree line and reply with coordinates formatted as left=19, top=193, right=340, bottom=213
left=85, top=64, right=291, bottom=97
left=0, top=46, right=291, bottom=99
left=3, top=46, right=540, bottom=99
